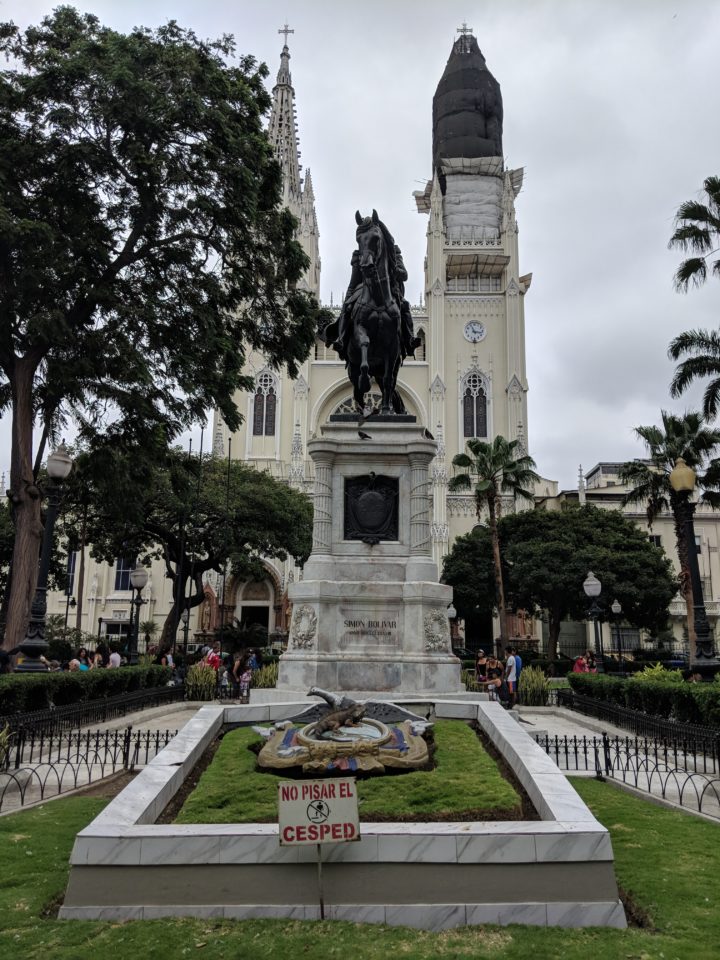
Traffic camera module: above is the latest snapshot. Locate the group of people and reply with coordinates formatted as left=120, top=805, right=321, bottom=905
left=572, top=651, right=598, bottom=673
left=0, top=643, right=128, bottom=673
left=475, top=646, right=523, bottom=707
left=197, top=641, right=264, bottom=700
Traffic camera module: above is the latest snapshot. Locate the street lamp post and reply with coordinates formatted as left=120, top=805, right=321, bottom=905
left=64, top=594, right=76, bottom=632
left=17, top=445, right=74, bottom=672
left=180, top=606, right=190, bottom=655
left=128, top=565, right=148, bottom=666
left=669, top=457, right=720, bottom=679
left=611, top=599, right=623, bottom=674
left=447, top=602, right=457, bottom=645
left=583, top=571, right=603, bottom=664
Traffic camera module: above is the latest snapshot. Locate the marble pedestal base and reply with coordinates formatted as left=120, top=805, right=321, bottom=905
left=277, top=579, right=463, bottom=694
left=278, top=419, right=462, bottom=696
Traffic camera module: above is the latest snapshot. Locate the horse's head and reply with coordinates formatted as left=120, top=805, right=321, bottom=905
left=355, top=209, right=385, bottom=275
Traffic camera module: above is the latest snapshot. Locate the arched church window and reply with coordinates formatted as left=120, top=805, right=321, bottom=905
left=462, top=373, right=488, bottom=438
left=415, top=328, right=426, bottom=361
left=252, top=372, right=277, bottom=436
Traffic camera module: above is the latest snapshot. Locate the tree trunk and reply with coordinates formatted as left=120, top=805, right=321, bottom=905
left=158, top=563, right=206, bottom=654
left=484, top=490, right=508, bottom=654
left=3, top=361, right=42, bottom=651
left=75, top=506, right=87, bottom=631
left=547, top=612, right=561, bottom=662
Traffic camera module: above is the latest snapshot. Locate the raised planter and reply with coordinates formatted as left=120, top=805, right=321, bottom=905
left=60, top=699, right=626, bottom=930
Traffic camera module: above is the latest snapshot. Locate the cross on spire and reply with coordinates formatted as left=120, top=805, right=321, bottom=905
left=278, top=23, right=294, bottom=46
left=457, top=21, right=473, bottom=37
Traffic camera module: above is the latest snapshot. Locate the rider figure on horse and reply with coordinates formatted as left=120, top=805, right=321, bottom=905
left=326, top=236, right=420, bottom=363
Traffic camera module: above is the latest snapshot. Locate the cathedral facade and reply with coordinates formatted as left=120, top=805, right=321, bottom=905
left=209, top=30, right=539, bottom=639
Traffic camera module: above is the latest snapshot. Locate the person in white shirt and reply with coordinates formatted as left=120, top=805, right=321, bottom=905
left=504, top=646, right=517, bottom=706
left=108, top=650, right=121, bottom=668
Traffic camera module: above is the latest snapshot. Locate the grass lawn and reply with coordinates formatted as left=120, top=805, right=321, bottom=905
left=175, top=720, right=523, bottom=823
left=2, top=779, right=720, bottom=958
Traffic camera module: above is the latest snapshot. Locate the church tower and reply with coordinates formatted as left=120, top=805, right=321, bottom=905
left=414, top=26, right=531, bottom=566
left=266, top=30, right=321, bottom=297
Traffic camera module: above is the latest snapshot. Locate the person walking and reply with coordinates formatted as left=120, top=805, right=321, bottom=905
left=512, top=646, right=523, bottom=702
left=504, top=646, right=518, bottom=706
left=475, top=649, right=488, bottom=683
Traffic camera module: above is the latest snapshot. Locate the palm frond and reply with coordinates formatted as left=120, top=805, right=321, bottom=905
left=702, top=175, right=720, bottom=208
left=668, top=328, right=720, bottom=360
left=674, top=257, right=708, bottom=292
left=669, top=222, right=712, bottom=253
left=448, top=473, right=471, bottom=492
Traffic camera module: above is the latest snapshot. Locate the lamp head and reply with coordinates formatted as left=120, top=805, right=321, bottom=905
left=129, top=565, right=148, bottom=591
left=670, top=457, right=696, bottom=493
left=47, top=444, right=73, bottom=480
left=583, top=571, right=601, bottom=598
left=611, top=599, right=622, bottom=616
left=447, top=603, right=457, bottom=619
left=180, top=608, right=189, bottom=624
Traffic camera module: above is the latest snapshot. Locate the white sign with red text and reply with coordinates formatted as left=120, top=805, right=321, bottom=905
left=278, top=778, right=360, bottom=846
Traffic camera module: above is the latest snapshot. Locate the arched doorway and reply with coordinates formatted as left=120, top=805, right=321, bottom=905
left=236, top=579, right=275, bottom=632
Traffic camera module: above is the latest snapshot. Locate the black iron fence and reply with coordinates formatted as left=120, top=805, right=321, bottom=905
left=0, top=725, right=177, bottom=813
left=555, top=687, right=720, bottom=751
left=536, top=732, right=720, bottom=817
left=0, top=683, right=185, bottom=736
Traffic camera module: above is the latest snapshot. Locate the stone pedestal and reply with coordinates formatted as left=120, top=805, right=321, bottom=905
left=277, top=421, right=462, bottom=694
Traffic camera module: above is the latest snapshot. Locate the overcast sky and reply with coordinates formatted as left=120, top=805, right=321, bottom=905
left=4, top=0, right=720, bottom=489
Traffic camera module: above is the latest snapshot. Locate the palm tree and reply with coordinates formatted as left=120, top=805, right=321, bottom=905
left=449, top=436, right=540, bottom=649
left=669, top=329, right=720, bottom=420
left=620, top=411, right=720, bottom=660
left=669, top=175, right=720, bottom=291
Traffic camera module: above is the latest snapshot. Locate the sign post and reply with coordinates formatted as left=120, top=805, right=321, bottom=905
left=278, top=778, right=361, bottom=920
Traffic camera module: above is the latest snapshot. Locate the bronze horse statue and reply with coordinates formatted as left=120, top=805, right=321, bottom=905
left=325, top=211, right=414, bottom=415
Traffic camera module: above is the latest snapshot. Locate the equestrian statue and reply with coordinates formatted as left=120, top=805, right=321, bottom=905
left=324, top=210, right=421, bottom=415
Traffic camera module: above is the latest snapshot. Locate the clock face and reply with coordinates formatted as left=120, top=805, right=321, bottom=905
left=464, top=321, right=486, bottom=343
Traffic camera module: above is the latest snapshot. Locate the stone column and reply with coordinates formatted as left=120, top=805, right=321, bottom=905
left=312, top=451, right=334, bottom=554
left=408, top=451, right=432, bottom=557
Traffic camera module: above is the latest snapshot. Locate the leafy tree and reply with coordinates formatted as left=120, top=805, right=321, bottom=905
left=440, top=524, right=496, bottom=644
left=442, top=505, right=677, bottom=661
left=669, top=175, right=720, bottom=290
left=620, top=411, right=720, bottom=658
left=0, top=9, right=321, bottom=650
left=61, top=446, right=313, bottom=650
left=449, top=436, right=540, bottom=647
left=669, top=330, right=720, bottom=421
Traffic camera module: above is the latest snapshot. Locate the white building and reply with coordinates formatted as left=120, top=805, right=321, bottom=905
left=207, top=30, right=540, bottom=643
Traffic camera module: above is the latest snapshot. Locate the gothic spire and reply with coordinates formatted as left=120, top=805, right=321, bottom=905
left=267, top=31, right=301, bottom=206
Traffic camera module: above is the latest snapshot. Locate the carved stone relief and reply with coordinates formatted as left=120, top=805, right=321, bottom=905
left=291, top=604, right=318, bottom=649
left=424, top=609, right=450, bottom=651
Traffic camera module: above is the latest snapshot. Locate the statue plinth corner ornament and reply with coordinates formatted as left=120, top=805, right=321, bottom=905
left=424, top=608, right=450, bottom=651
left=290, top=604, right=317, bottom=649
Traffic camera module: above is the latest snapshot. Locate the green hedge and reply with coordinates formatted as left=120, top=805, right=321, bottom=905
left=0, top=665, right=172, bottom=716
left=567, top=673, right=720, bottom=726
